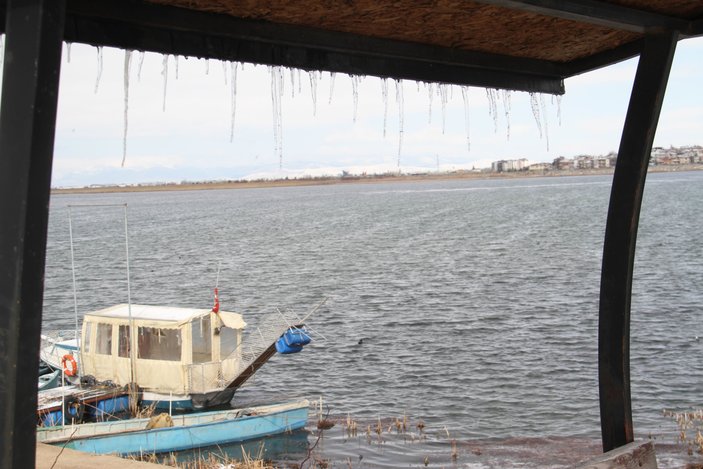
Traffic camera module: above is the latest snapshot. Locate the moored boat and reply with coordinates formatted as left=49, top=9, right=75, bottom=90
left=40, top=302, right=316, bottom=410
left=40, top=207, right=321, bottom=412
left=36, top=399, right=310, bottom=455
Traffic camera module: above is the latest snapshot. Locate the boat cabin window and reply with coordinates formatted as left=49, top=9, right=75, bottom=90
left=191, top=316, right=212, bottom=363
left=118, top=325, right=131, bottom=358
left=96, top=323, right=112, bottom=355
left=84, top=322, right=92, bottom=354
left=220, top=327, right=238, bottom=358
left=137, top=327, right=181, bottom=361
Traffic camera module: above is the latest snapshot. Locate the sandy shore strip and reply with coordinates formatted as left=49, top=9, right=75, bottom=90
left=36, top=442, right=163, bottom=469
left=51, top=165, right=702, bottom=195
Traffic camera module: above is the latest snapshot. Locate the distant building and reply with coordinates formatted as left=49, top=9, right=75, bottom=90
left=498, top=145, right=699, bottom=173
left=492, top=158, right=529, bottom=172
left=595, top=157, right=611, bottom=169
left=575, top=155, right=594, bottom=169
left=606, top=151, right=618, bottom=167
left=528, top=162, right=551, bottom=171
left=552, top=156, right=573, bottom=170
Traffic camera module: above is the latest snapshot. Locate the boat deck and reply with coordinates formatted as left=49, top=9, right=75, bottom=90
left=37, top=384, right=128, bottom=415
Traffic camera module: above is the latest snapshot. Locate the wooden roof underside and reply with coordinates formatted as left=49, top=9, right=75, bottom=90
left=4, top=0, right=703, bottom=93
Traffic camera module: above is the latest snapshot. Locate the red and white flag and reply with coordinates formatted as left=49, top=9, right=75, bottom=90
left=212, top=287, right=220, bottom=313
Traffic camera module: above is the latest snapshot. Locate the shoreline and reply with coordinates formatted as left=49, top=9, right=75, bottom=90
left=51, top=164, right=702, bottom=195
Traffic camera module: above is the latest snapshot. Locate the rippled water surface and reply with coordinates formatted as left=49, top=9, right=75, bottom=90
left=43, top=172, right=703, bottom=467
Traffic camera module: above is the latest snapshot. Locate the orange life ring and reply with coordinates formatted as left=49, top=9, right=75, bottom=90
left=61, top=354, right=78, bottom=377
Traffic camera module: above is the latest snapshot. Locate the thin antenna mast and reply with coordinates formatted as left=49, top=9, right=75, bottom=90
left=68, top=207, right=81, bottom=377
left=123, top=204, right=138, bottom=414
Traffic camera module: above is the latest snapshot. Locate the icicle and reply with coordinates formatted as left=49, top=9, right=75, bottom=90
left=0, top=35, right=4, bottom=73
left=309, top=71, right=318, bottom=116
left=137, top=51, right=145, bottom=82
left=121, top=50, right=132, bottom=167
left=94, top=46, right=104, bottom=94
left=529, top=92, right=542, bottom=139
left=461, top=86, right=470, bottom=152
left=175, top=55, right=180, bottom=80
left=65, top=42, right=72, bottom=63
left=328, top=72, right=336, bottom=104
left=351, top=75, right=361, bottom=123
left=501, top=90, right=512, bottom=140
left=539, top=93, right=550, bottom=151
left=270, top=66, right=285, bottom=169
left=427, top=82, right=434, bottom=124
left=486, top=89, right=499, bottom=133
left=280, top=68, right=285, bottom=98
left=161, top=54, right=169, bottom=112
left=297, top=69, right=302, bottom=94
left=290, top=68, right=296, bottom=98
left=205, top=58, right=210, bottom=75
left=556, top=95, right=562, bottom=126
left=381, top=78, right=389, bottom=138
left=222, top=60, right=228, bottom=86
left=395, top=79, right=404, bottom=167
left=439, top=84, right=449, bottom=134
left=229, top=62, right=238, bottom=143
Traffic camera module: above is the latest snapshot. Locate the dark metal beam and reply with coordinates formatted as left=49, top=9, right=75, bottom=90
left=598, top=32, right=677, bottom=453
left=472, top=0, right=691, bottom=34
left=53, top=0, right=564, bottom=94
left=563, top=39, right=643, bottom=77
left=689, top=18, right=703, bottom=36
left=0, top=1, right=65, bottom=468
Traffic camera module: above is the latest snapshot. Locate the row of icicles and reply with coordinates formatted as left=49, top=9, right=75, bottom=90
left=62, top=44, right=560, bottom=170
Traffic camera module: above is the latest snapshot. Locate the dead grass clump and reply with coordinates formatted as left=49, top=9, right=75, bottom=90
left=317, top=418, right=335, bottom=430
left=344, top=413, right=358, bottom=437
left=664, top=409, right=703, bottom=455
left=129, top=445, right=273, bottom=468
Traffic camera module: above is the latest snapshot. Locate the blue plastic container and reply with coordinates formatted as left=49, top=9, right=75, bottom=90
left=283, top=328, right=311, bottom=346
left=92, top=395, right=130, bottom=418
left=41, top=410, right=63, bottom=427
left=275, top=336, right=303, bottom=354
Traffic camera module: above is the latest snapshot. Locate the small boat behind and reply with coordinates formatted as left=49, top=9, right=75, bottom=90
left=40, top=332, right=82, bottom=385
left=37, top=370, right=61, bottom=392
left=36, top=399, right=310, bottom=455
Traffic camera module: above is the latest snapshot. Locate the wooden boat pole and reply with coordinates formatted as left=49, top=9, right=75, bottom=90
left=598, top=31, right=677, bottom=453
left=0, top=0, right=65, bottom=467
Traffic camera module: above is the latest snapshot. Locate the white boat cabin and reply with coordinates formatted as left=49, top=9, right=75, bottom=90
left=80, top=304, right=246, bottom=395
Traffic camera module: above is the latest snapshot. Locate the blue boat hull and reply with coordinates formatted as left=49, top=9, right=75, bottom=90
left=53, top=405, right=308, bottom=455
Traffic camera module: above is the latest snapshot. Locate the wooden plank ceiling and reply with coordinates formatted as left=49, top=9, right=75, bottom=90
left=4, top=0, right=703, bottom=92
left=145, top=0, right=703, bottom=62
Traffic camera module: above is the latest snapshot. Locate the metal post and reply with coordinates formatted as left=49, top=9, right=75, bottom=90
left=598, top=32, right=677, bottom=452
left=0, top=0, right=65, bottom=467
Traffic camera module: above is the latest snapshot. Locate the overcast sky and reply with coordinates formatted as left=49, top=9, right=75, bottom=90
left=47, top=36, right=703, bottom=187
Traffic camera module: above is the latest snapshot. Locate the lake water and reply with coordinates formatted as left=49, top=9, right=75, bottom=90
left=43, top=171, right=703, bottom=468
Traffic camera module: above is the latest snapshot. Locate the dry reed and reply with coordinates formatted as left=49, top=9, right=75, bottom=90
left=665, top=409, right=703, bottom=455
left=130, top=445, right=273, bottom=469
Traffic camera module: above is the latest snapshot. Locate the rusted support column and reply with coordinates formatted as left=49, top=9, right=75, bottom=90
left=599, top=32, right=677, bottom=452
left=0, top=1, right=65, bottom=468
